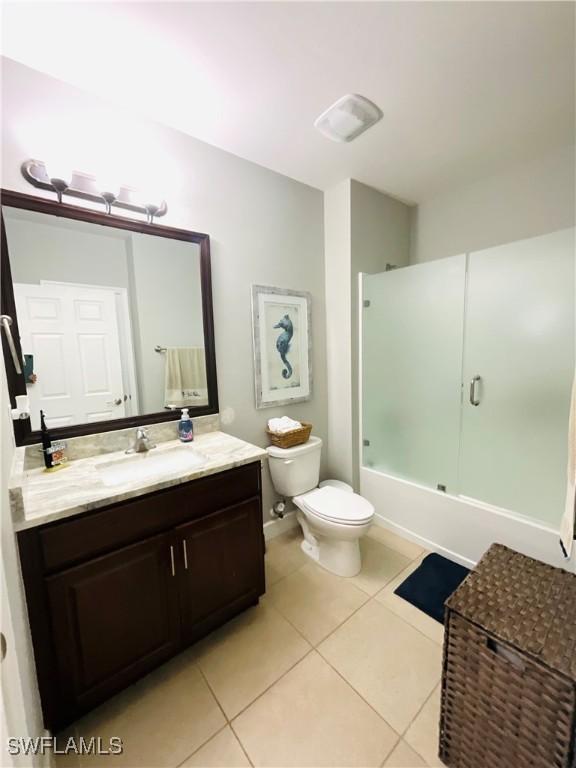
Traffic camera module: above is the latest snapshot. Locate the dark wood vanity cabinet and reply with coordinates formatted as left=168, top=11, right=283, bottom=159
left=45, top=533, right=181, bottom=718
left=18, top=462, right=265, bottom=731
left=177, top=498, right=263, bottom=644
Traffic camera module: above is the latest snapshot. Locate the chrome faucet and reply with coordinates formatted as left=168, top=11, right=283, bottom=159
left=126, top=427, right=157, bottom=454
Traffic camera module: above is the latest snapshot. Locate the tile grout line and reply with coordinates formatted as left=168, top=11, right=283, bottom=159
left=228, top=720, right=255, bottom=767
left=95, top=536, right=433, bottom=768
left=263, top=535, right=443, bottom=745
left=171, top=663, right=246, bottom=768
left=173, top=722, right=229, bottom=768
left=276, top=547, right=441, bottom=765
left=266, top=534, right=419, bottom=648
left=227, top=647, right=315, bottom=723
left=372, top=560, right=447, bottom=649
left=195, top=661, right=230, bottom=724
left=79, top=538, right=431, bottom=768
left=266, top=529, right=420, bottom=591
left=397, top=680, right=442, bottom=766
left=379, top=735, right=403, bottom=768
left=268, top=573, right=371, bottom=649
left=266, top=544, right=412, bottom=760
left=315, top=643, right=402, bottom=743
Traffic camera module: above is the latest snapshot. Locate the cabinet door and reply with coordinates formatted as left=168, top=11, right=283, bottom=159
left=45, top=532, right=180, bottom=724
left=177, top=498, right=264, bottom=643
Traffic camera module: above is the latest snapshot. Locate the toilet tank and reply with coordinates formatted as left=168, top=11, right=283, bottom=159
left=266, top=436, right=322, bottom=497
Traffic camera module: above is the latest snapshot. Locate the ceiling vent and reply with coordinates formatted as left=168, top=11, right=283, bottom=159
left=314, top=94, right=383, bottom=143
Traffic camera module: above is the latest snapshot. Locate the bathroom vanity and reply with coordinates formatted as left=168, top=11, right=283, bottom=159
left=1, top=190, right=270, bottom=731
left=11, top=431, right=267, bottom=731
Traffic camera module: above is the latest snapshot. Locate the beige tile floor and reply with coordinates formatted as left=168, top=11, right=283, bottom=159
left=58, top=526, right=444, bottom=768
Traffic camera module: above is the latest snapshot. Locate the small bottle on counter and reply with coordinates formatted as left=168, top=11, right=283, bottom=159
left=40, top=410, right=54, bottom=469
left=178, top=408, right=194, bottom=443
left=40, top=410, right=67, bottom=471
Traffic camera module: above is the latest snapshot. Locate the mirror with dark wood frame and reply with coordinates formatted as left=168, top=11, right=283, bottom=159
left=1, top=190, right=218, bottom=446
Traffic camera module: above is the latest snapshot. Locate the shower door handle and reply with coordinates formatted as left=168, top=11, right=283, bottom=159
left=469, top=375, right=481, bottom=406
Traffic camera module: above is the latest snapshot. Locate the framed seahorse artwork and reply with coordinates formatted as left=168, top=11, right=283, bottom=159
left=251, top=285, right=312, bottom=408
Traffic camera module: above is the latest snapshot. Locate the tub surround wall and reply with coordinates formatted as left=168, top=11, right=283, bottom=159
left=0, top=56, right=327, bottom=523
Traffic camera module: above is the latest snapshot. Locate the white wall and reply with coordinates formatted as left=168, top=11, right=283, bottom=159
left=1, top=368, right=45, bottom=763
left=1, top=57, right=327, bottom=521
left=410, top=144, right=576, bottom=263
left=324, top=180, right=353, bottom=484
left=323, top=179, right=412, bottom=488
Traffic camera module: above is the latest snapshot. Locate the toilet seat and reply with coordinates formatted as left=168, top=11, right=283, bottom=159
left=299, top=486, right=374, bottom=526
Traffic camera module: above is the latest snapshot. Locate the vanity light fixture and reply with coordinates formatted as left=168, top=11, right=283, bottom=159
left=21, top=159, right=167, bottom=220
left=143, top=202, right=160, bottom=224
left=100, top=190, right=117, bottom=215
left=47, top=175, right=69, bottom=204
left=97, top=180, right=118, bottom=215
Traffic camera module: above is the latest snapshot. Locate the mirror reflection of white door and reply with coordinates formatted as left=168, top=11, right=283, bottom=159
left=14, top=283, right=126, bottom=431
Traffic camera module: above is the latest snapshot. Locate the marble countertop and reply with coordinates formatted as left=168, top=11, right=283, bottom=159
left=10, top=431, right=268, bottom=531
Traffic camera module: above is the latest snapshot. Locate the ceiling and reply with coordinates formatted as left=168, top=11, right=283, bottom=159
left=2, top=2, right=574, bottom=202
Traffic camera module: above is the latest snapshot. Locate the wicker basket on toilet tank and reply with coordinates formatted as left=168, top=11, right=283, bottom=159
left=266, top=421, right=312, bottom=449
left=440, top=543, right=576, bottom=768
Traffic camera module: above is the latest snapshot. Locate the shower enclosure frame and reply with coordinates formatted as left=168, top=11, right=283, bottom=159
left=358, top=228, right=575, bottom=569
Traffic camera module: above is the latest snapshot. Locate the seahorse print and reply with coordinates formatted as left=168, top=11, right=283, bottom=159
left=273, top=314, right=293, bottom=379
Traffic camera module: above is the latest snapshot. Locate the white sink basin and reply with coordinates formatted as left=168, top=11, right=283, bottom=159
left=97, top=445, right=208, bottom=488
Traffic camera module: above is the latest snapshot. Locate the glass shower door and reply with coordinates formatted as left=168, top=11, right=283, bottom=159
left=459, top=228, right=575, bottom=526
left=362, top=255, right=466, bottom=492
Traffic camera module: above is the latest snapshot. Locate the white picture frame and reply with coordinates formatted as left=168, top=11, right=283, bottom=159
left=251, top=285, right=312, bottom=409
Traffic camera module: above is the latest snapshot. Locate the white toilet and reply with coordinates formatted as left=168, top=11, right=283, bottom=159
left=266, top=437, right=375, bottom=577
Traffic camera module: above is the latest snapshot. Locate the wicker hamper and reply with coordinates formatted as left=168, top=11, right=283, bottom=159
left=440, top=544, right=576, bottom=768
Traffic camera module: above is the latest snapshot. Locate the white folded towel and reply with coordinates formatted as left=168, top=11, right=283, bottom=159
left=268, top=416, right=302, bottom=434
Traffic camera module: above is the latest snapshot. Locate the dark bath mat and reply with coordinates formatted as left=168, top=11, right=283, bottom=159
left=394, top=552, right=470, bottom=624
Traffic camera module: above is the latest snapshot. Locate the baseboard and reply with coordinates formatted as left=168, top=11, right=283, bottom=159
left=263, top=511, right=298, bottom=541
left=361, top=467, right=573, bottom=571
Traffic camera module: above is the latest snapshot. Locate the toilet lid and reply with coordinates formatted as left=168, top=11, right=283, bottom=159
left=301, top=486, right=374, bottom=524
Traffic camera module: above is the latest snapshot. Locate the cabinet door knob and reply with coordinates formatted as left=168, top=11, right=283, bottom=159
left=182, top=540, right=188, bottom=570
left=170, top=545, right=176, bottom=577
